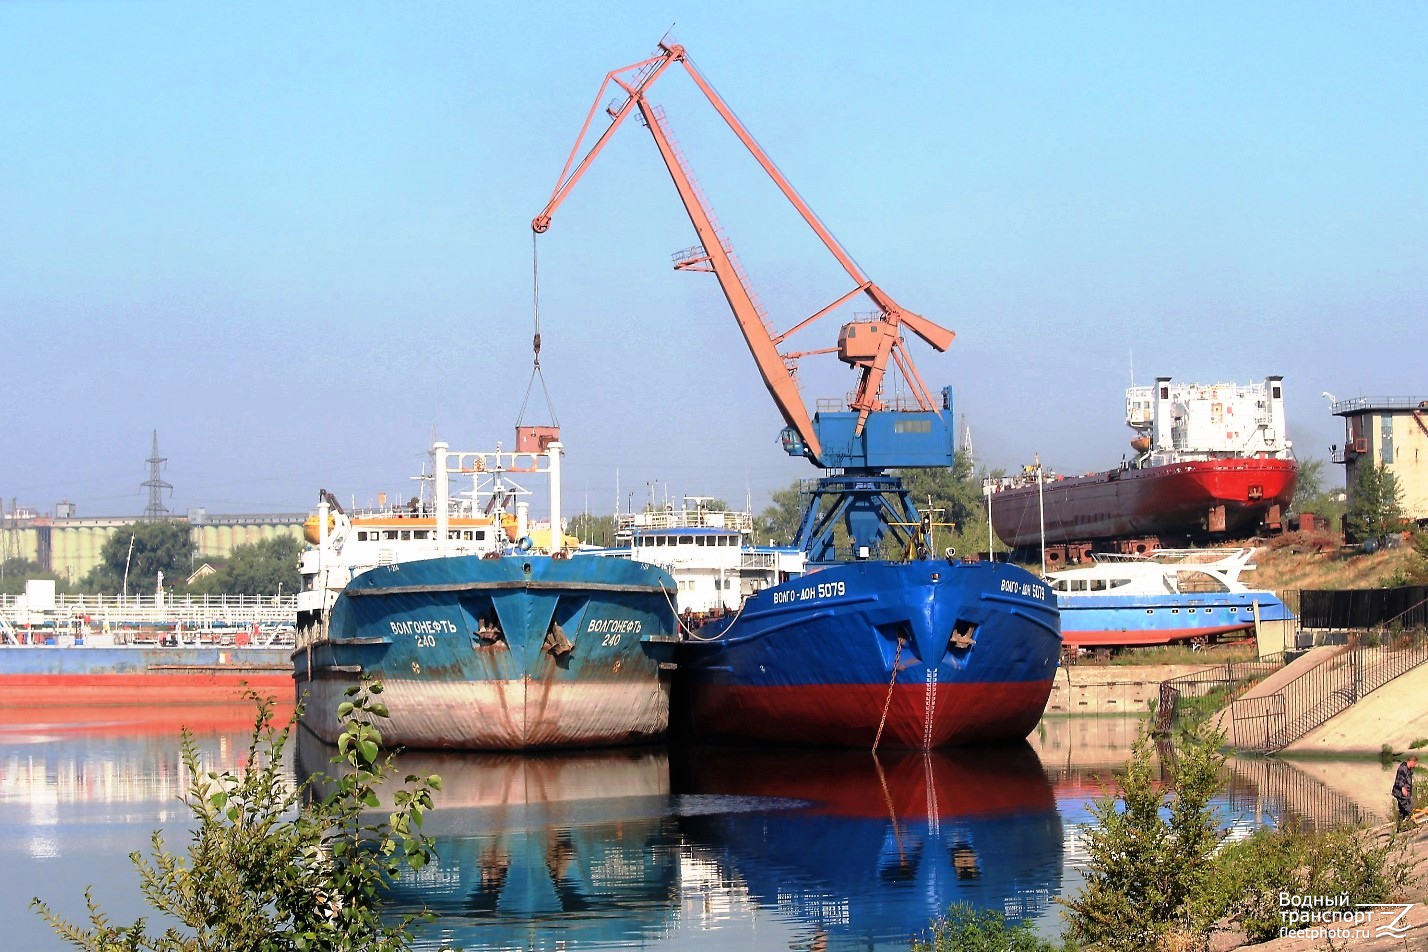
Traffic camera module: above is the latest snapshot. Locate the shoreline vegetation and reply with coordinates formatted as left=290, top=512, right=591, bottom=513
left=918, top=725, right=1425, bottom=952
left=30, top=693, right=1426, bottom=952
left=31, top=683, right=443, bottom=952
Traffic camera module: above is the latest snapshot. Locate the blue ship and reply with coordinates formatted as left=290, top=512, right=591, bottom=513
left=679, top=557, right=1063, bottom=748
left=294, top=436, right=680, bottom=750
left=583, top=492, right=1062, bottom=749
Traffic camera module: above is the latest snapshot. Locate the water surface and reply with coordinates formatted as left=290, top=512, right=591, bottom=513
left=2, top=708, right=1388, bottom=951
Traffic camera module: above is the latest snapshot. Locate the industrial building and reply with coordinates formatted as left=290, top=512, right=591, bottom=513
left=1330, top=395, right=1428, bottom=525
left=0, top=507, right=304, bottom=585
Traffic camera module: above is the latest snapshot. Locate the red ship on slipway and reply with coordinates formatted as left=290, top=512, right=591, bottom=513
left=988, top=376, right=1298, bottom=558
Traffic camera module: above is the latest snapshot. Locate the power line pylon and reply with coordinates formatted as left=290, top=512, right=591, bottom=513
left=142, top=430, right=173, bottom=520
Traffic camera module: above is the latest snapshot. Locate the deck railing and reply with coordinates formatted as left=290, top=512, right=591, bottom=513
left=0, top=593, right=297, bottom=639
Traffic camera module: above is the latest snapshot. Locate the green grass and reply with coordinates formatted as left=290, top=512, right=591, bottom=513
left=1095, top=643, right=1257, bottom=666
left=1173, top=684, right=1234, bottom=723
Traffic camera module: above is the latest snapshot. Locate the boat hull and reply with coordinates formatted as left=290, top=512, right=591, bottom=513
left=989, top=458, right=1298, bottom=548
left=678, top=559, right=1061, bottom=749
left=1058, top=590, right=1293, bottom=649
left=0, top=645, right=292, bottom=706
left=293, top=554, right=680, bottom=750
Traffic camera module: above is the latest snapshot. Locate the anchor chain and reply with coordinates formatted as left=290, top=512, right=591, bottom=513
left=872, top=634, right=905, bottom=752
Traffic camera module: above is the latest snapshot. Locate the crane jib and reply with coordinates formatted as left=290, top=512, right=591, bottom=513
left=532, top=36, right=960, bottom=556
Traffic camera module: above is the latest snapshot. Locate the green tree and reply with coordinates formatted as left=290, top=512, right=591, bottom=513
left=568, top=512, right=618, bottom=547
left=1291, top=456, right=1325, bottom=509
left=1345, top=462, right=1405, bottom=545
left=1060, top=726, right=1227, bottom=951
left=190, top=535, right=303, bottom=597
left=32, top=683, right=442, bottom=951
left=754, top=453, right=994, bottom=556
left=1291, top=456, right=1346, bottom=527
left=83, top=520, right=197, bottom=596
left=0, top=557, right=69, bottom=597
left=755, top=481, right=807, bottom=545
left=896, top=450, right=991, bottom=558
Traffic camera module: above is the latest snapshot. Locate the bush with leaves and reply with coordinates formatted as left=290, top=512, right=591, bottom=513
left=31, top=682, right=442, bottom=952
left=1059, top=725, right=1227, bottom=951
left=1205, top=822, right=1418, bottom=942
left=912, top=902, right=1063, bottom=952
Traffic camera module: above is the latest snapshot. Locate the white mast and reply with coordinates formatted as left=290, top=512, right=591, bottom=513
left=434, top=442, right=449, bottom=550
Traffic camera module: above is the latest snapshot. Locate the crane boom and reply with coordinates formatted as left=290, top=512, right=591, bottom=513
left=533, top=39, right=955, bottom=474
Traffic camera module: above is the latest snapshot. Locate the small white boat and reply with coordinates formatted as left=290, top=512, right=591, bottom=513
left=1045, top=547, right=1294, bottom=651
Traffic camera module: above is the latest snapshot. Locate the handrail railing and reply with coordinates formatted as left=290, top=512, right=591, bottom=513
left=1224, top=630, right=1428, bottom=753
left=1154, top=653, right=1287, bottom=734
left=0, top=592, right=298, bottom=643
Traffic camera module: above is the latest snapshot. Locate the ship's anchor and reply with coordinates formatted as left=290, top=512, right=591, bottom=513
left=473, top=614, right=505, bottom=648
left=948, top=619, right=977, bottom=651
left=543, top=620, right=573, bottom=657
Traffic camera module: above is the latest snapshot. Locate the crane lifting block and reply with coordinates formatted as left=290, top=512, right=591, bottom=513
left=516, top=426, right=561, bottom=453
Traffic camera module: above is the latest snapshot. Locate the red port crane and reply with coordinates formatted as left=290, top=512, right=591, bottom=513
left=532, top=40, right=956, bottom=472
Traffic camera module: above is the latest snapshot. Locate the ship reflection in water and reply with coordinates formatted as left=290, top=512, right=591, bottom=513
left=673, top=744, right=1064, bottom=946
left=9, top=710, right=1394, bottom=952
left=296, top=733, right=1064, bottom=950
left=297, top=734, right=684, bottom=949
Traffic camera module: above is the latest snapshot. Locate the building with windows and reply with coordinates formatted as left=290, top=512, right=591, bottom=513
left=1, top=506, right=303, bottom=585
left=1329, top=396, right=1428, bottom=524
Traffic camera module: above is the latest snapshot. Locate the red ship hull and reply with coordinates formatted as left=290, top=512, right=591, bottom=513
left=0, top=672, right=293, bottom=708
left=989, top=457, right=1298, bottom=549
left=689, top=679, right=1056, bottom=749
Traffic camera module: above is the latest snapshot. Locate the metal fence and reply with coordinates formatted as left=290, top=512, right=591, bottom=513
left=1299, top=585, right=1428, bottom=630
left=1157, top=587, right=1428, bottom=752
left=1154, top=654, right=1287, bottom=735
left=1226, top=633, right=1428, bottom=753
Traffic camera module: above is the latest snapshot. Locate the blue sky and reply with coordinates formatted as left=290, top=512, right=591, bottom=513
left=3, top=2, right=1424, bottom=519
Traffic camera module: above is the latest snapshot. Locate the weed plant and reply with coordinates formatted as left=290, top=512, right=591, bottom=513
left=911, top=903, right=1065, bottom=951
left=31, top=682, right=442, bottom=952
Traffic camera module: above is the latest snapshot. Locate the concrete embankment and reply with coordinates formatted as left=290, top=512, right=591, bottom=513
left=1284, top=661, right=1428, bottom=756
left=1070, top=651, right=1428, bottom=758
left=1043, top=663, right=1205, bottom=717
